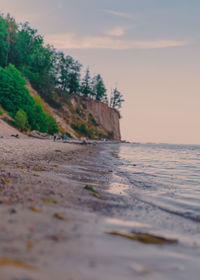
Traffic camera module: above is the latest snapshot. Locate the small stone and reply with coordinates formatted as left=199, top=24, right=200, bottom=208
left=9, top=208, right=17, bottom=214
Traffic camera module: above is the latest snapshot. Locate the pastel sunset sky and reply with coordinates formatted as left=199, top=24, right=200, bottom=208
left=1, top=0, right=200, bottom=144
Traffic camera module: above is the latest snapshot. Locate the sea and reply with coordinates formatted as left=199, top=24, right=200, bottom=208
left=61, top=142, right=200, bottom=279
left=99, top=143, right=200, bottom=279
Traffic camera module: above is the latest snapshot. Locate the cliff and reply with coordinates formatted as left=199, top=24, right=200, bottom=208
left=70, top=95, right=121, bottom=140
left=26, top=82, right=121, bottom=140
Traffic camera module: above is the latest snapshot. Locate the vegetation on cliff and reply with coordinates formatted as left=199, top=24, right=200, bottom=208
left=0, top=13, right=124, bottom=137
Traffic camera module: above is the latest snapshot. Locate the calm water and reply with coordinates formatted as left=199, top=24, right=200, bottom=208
left=101, top=143, right=200, bottom=243
left=117, top=143, right=200, bottom=221
left=101, top=143, right=200, bottom=278
left=61, top=142, right=200, bottom=279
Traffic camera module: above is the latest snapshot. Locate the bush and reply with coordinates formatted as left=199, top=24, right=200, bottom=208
left=0, top=64, right=59, bottom=134
left=89, top=113, right=98, bottom=126
left=66, top=132, right=72, bottom=138
left=0, top=64, right=34, bottom=115
left=26, top=104, right=48, bottom=133
left=47, top=115, right=59, bottom=135
left=71, top=123, right=93, bottom=138
left=76, top=107, right=81, bottom=115
left=15, top=109, right=27, bottom=131
left=0, top=108, right=4, bottom=115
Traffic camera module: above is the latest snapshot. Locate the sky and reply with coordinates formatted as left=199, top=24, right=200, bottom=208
left=1, top=0, right=200, bottom=144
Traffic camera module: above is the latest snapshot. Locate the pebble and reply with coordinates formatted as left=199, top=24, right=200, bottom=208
left=9, top=208, right=17, bottom=214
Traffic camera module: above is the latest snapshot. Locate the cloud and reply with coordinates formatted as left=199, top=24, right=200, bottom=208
left=45, top=33, right=188, bottom=50
left=15, top=12, right=43, bottom=24
left=104, top=10, right=135, bottom=19
left=104, top=26, right=126, bottom=37
left=0, top=7, right=43, bottom=24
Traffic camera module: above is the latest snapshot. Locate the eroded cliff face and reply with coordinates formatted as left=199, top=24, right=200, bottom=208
left=26, top=82, right=121, bottom=140
left=69, top=95, right=121, bottom=140
left=84, top=99, right=121, bottom=140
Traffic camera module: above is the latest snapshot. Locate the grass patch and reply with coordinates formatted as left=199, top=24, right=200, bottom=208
left=89, top=113, right=98, bottom=126
left=0, top=107, right=4, bottom=115
left=71, top=122, right=93, bottom=138
left=66, top=132, right=72, bottom=138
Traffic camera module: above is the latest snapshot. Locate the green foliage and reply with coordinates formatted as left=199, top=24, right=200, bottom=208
left=0, top=16, right=9, bottom=67
left=89, top=113, right=98, bottom=126
left=71, top=123, right=93, bottom=138
left=0, top=64, right=34, bottom=115
left=46, top=114, right=59, bottom=135
left=92, top=74, right=107, bottom=102
left=0, top=14, right=124, bottom=140
left=2, top=116, right=15, bottom=127
left=76, top=107, right=81, bottom=115
left=10, top=22, right=44, bottom=69
left=15, top=109, right=27, bottom=131
left=0, top=14, right=124, bottom=109
left=25, top=104, right=48, bottom=133
left=25, top=104, right=58, bottom=134
left=56, top=53, right=82, bottom=94
left=0, top=61, right=58, bottom=134
left=0, top=107, right=4, bottom=115
left=110, top=88, right=124, bottom=110
left=66, top=132, right=72, bottom=138
left=81, top=68, right=92, bottom=97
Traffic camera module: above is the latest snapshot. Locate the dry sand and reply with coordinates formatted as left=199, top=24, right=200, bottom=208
left=0, top=119, right=26, bottom=138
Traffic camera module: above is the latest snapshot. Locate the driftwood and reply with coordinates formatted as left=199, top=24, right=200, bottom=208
left=29, top=130, right=51, bottom=140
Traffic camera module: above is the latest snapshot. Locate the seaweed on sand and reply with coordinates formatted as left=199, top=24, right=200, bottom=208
left=84, top=185, right=107, bottom=200
left=108, top=231, right=178, bottom=245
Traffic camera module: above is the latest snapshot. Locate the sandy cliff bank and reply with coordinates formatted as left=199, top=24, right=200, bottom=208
left=0, top=119, right=26, bottom=138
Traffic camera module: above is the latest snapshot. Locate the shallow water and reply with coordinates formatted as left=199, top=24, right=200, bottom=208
left=107, top=143, right=200, bottom=221
left=60, top=143, right=200, bottom=279
left=99, top=143, right=200, bottom=279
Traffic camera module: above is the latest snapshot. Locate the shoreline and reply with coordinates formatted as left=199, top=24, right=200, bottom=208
left=1, top=139, right=199, bottom=280
left=0, top=138, right=116, bottom=280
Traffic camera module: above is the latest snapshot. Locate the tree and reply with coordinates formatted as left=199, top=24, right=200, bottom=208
left=15, top=109, right=27, bottom=131
left=92, top=74, right=107, bottom=102
left=0, top=16, right=9, bottom=67
left=110, top=88, right=124, bottom=110
left=56, top=54, right=82, bottom=94
left=5, top=14, right=18, bottom=66
left=81, top=68, right=92, bottom=97
left=0, top=13, right=125, bottom=137
left=11, top=22, right=43, bottom=68
left=47, top=114, right=58, bottom=135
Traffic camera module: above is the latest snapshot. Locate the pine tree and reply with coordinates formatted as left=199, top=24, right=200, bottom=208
left=81, top=68, right=92, bottom=97
left=110, top=88, right=124, bottom=110
left=92, top=74, right=107, bottom=102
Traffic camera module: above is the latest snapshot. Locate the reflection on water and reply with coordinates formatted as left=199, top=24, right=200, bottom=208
left=105, top=217, right=151, bottom=228
left=106, top=181, right=129, bottom=196
left=100, top=143, right=200, bottom=245
left=117, top=143, right=200, bottom=221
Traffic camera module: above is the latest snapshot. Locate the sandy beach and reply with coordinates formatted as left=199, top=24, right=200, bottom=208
left=1, top=138, right=199, bottom=280
left=0, top=138, right=120, bottom=280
